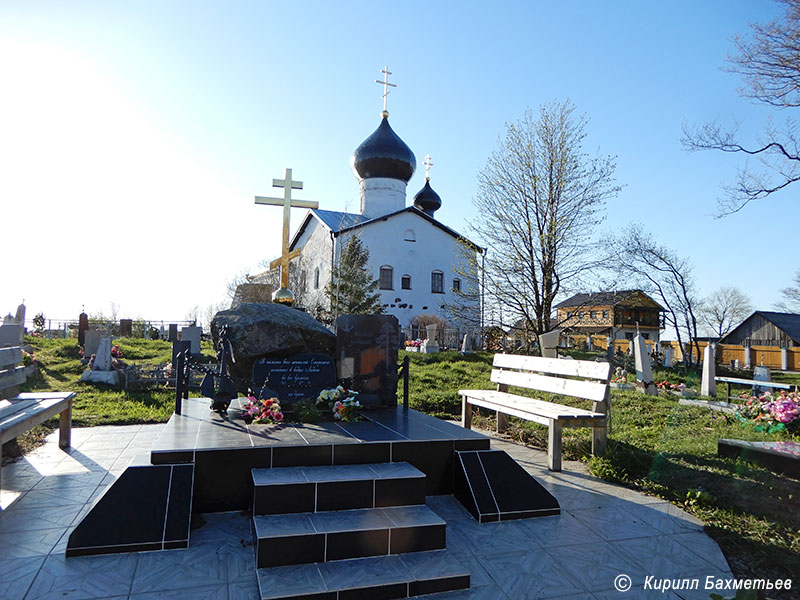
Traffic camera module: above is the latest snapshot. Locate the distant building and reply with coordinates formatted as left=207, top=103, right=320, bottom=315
left=554, top=290, right=665, bottom=342
left=720, top=311, right=800, bottom=347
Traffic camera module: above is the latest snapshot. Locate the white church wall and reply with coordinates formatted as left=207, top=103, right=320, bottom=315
left=294, top=216, right=332, bottom=312
left=335, top=211, right=478, bottom=328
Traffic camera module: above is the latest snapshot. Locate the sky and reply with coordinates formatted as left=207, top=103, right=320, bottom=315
left=1, top=1, right=795, bottom=334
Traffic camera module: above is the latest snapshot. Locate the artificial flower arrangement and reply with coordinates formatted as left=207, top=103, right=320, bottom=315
left=241, top=395, right=284, bottom=425
left=656, top=380, right=686, bottom=392
left=316, top=385, right=362, bottom=422
left=735, top=390, right=800, bottom=433
left=405, top=339, right=423, bottom=348
left=111, top=345, right=123, bottom=358
left=21, top=350, right=37, bottom=366
left=610, top=367, right=628, bottom=384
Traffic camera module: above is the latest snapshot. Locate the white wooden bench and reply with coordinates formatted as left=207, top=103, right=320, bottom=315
left=459, top=353, right=611, bottom=471
left=714, top=376, right=793, bottom=401
left=1, top=346, right=75, bottom=488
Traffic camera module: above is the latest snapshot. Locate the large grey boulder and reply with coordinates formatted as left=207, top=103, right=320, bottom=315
left=210, top=303, right=336, bottom=381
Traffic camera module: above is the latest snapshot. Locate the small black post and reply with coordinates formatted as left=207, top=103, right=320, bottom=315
left=182, top=349, right=190, bottom=400
left=403, top=355, right=410, bottom=410
left=174, top=349, right=184, bottom=415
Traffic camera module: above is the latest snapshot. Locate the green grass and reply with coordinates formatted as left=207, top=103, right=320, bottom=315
left=400, top=349, right=800, bottom=595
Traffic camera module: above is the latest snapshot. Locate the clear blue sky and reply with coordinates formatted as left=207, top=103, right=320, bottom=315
left=1, top=1, right=793, bottom=332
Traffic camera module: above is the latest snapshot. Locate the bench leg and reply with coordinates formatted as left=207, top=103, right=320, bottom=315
left=548, top=420, right=562, bottom=471
left=58, top=399, right=72, bottom=450
left=592, top=425, right=607, bottom=456
left=497, top=411, right=508, bottom=433
left=462, top=399, right=472, bottom=429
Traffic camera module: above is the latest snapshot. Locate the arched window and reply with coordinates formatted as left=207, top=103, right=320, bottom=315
left=401, top=275, right=411, bottom=290
left=314, top=267, right=320, bottom=290
left=431, top=270, right=444, bottom=294
left=452, top=278, right=461, bottom=293
left=404, top=229, right=416, bottom=242
left=379, top=266, right=393, bottom=290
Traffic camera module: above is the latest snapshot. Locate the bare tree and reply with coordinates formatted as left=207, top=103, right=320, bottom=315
left=608, top=224, right=701, bottom=365
left=775, top=268, right=800, bottom=312
left=683, top=0, right=800, bottom=216
left=699, top=286, right=753, bottom=337
left=472, top=100, right=620, bottom=348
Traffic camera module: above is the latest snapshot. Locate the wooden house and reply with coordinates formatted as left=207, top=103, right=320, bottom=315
left=720, top=311, right=800, bottom=347
left=554, top=290, right=665, bottom=342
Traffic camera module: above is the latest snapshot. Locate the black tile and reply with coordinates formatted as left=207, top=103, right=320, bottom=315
left=66, top=541, right=163, bottom=557
left=454, top=438, right=491, bottom=451
left=326, top=529, right=389, bottom=561
left=254, top=482, right=315, bottom=515
left=295, top=423, right=356, bottom=445
left=338, top=583, right=408, bottom=600
left=336, top=421, right=408, bottom=442
left=453, top=451, right=497, bottom=520
left=273, top=444, right=333, bottom=468
left=389, top=525, right=445, bottom=554
left=280, top=594, right=337, bottom=600
left=410, top=574, right=470, bottom=597
left=150, top=450, right=194, bottom=464
left=257, top=533, right=324, bottom=568
left=478, top=513, right=500, bottom=523
left=193, top=447, right=271, bottom=513
left=164, top=464, right=194, bottom=542
left=317, top=480, right=373, bottom=511
left=67, top=464, right=171, bottom=552
left=375, top=477, right=425, bottom=508
left=391, top=441, right=454, bottom=495
left=478, top=450, right=560, bottom=516
left=163, top=540, right=189, bottom=550
left=499, top=508, right=560, bottom=521
left=334, top=443, right=390, bottom=465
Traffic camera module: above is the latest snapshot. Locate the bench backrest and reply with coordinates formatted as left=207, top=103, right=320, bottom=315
left=490, top=353, right=611, bottom=405
left=0, top=346, right=26, bottom=399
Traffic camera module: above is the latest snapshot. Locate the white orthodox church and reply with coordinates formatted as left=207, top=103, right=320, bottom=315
left=258, top=96, right=482, bottom=329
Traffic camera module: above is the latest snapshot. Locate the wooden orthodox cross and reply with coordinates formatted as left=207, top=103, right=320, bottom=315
left=254, top=168, right=318, bottom=305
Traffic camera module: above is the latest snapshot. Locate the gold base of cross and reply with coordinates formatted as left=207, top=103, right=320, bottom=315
left=272, top=287, right=295, bottom=306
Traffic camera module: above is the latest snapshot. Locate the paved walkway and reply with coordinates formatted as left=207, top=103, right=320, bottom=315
left=0, top=424, right=732, bottom=599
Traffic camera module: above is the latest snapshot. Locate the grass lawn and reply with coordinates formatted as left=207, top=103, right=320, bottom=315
left=7, top=339, right=799, bottom=595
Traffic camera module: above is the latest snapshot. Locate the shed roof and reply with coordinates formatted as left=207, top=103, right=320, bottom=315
left=722, top=311, right=800, bottom=344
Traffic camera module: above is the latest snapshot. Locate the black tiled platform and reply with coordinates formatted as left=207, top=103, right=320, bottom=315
left=150, top=398, right=489, bottom=511
left=454, top=449, right=560, bottom=522
left=718, top=438, right=800, bottom=477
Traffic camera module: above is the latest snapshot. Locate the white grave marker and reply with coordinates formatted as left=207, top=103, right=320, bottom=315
left=633, top=333, right=657, bottom=395
left=700, top=344, right=717, bottom=397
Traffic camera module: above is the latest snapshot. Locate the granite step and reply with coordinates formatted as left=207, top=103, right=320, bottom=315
left=255, top=550, right=470, bottom=600
left=253, top=505, right=446, bottom=568
left=252, top=462, right=426, bottom=515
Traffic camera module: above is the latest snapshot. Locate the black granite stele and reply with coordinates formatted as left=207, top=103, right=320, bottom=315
left=252, top=354, right=337, bottom=406
left=66, top=460, right=193, bottom=557
left=454, top=449, right=560, bottom=523
left=718, top=439, right=800, bottom=478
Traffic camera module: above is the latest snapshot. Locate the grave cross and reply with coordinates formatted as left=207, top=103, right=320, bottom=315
left=375, top=65, right=396, bottom=114
left=255, top=168, right=318, bottom=305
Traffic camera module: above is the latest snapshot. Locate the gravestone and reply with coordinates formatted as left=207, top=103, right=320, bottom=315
left=119, top=319, right=133, bottom=337
left=15, top=303, right=26, bottom=328
left=753, top=366, right=771, bottom=395
left=78, top=312, right=89, bottom=346
left=252, top=354, right=336, bottom=406
left=538, top=330, right=560, bottom=359
left=781, top=348, right=789, bottom=371
left=461, top=334, right=470, bottom=353
left=663, top=346, right=673, bottom=368
left=180, top=326, right=202, bottom=355
left=700, top=344, right=717, bottom=397
left=0, top=324, right=23, bottom=347
left=633, top=333, right=657, bottom=395
left=605, top=336, right=614, bottom=359
left=81, top=336, right=118, bottom=384
left=84, top=330, right=103, bottom=356
left=424, top=324, right=440, bottom=353
left=586, top=335, right=593, bottom=350
left=336, top=314, right=399, bottom=408
left=168, top=324, right=179, bottom=342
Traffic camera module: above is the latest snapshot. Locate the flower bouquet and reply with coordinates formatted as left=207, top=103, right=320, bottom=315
left=316, top=386, right=362, bottom=422
left=734, top=391, right=800, bottom=433
left=241, top=395, right=284, bottom=425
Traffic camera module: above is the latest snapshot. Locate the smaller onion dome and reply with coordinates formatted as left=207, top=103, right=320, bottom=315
left=351, top=112, right=416, bottom=182
left=413, top=178, right=441, bottom=216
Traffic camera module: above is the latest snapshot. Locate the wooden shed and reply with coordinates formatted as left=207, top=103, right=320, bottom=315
left=720, top=311, right=800, bottom=347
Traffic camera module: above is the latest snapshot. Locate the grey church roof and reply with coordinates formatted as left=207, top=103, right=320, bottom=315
left=290, top=206, right=482, bottom=252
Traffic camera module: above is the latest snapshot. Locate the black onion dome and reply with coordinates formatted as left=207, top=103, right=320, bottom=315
left=413, top=179, right=441, bottom=215
left=351, top=114, right=416, bottom=182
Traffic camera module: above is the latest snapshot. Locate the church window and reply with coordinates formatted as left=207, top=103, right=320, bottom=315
left=452, top=278, right=461, bottom=292
left=401, top=275, right=411, bottom=290
left=404, top=229, right=416, bottom=242
left=431, top=271, right=443, bottom=294
left=314, top=267, right=320, bottom=290
left=379, top=266, right=393, bottom=290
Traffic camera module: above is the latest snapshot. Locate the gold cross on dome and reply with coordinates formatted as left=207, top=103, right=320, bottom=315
left=254, top=168, right=319, bottom=305
left=375, top=65, right=396, bottom=114
left=424, top=155, right=434, bottom=180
